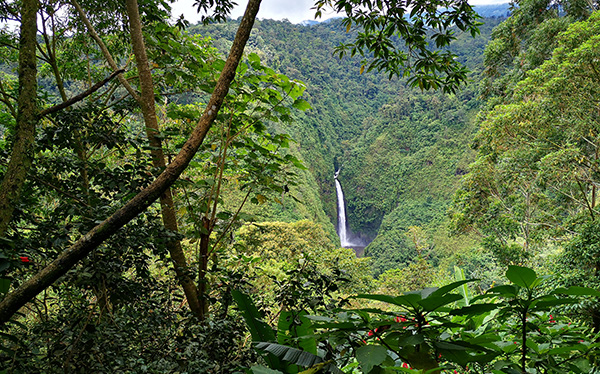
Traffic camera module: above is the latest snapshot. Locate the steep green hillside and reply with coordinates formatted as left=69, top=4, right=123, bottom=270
left=193, top=16, right=502, bottom=274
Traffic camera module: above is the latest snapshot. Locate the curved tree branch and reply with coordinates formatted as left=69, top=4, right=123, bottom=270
left=0, top=0, right=262, bottom=324
left=38, top=69, right=124, bottom=117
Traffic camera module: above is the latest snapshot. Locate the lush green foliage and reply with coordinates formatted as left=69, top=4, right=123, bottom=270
left=2, top=0, right=600, bottom=371
left=451, top=0, right=600, bottom=339
left=239, top=266, right=600, bottom=373
left=4, top=282, right=255, bottom=373
left=0, top=1, right=322, bottom=370
left=453, top=11, right=600, bottom=271
left=313, top=0, right=481, bottom=92
left=480, top=0, right=595, bottom=103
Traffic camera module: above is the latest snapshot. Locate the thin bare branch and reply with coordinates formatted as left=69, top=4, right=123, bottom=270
left=38, top=69, right=124, bottom=117
left=70, top=0, right=140, bottom=102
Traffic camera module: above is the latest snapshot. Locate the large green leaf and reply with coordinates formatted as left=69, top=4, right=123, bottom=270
left=429, top=279, right=476, bottom=299
left=0, top=260, right=10, bottom=274
left=482, top=285, right=519, bottom=298
left=380, top=332, right=425, bottom=351
left=278, top=311, right=317, bottom=354
left=356, top=294, right=402, bottom=305
left=278, top=311, right=297, bottom=342
left=449, top=303, right=499, bottom=316
left=232, top=290, right=276, bottom=342
left=254, top=342, right=345, bottom=374
left=506, top=266, right=538, bottom=289
left=547, top=344, right=588, bottom=355
left=454, top=266, right=471, bottom=306
left=356, top=345, right=388, bottom=374
left=398, top=333, right=425, bottom=347
left=233, top=290, right=282, bottom=370
left=418, top=294, right=462, bottom=312
left=551, top=286, right=600, bottom=297
left=292, top=98, right=311, bottom=111
left=0, top=278, right=10, bottom=295
left=530, top=297, right=578, bottom=310
left=418, top=288, right=438, bottom=299
left=466, top=333, right=503, bottom=346
left=434, top=341, right=499, bottom=366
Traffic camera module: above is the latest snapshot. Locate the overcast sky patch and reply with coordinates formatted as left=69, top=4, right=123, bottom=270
left=171, top=0, right=509, bottom=25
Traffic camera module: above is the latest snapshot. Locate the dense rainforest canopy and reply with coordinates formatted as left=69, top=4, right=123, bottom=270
left=0, top=0, right=600, bottom=372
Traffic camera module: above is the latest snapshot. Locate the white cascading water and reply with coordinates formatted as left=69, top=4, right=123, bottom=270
left=334, top=170, right=353, bottom=247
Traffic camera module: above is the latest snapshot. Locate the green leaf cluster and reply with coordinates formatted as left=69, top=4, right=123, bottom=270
left=240, top=266, right=600, bottom=373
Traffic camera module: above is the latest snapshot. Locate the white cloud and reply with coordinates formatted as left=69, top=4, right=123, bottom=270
left=171, top=0, right=509, bottom=25
left=171, top=0, right=326, bottom=24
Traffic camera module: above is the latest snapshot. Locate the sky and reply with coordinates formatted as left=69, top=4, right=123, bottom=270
left=171, top=0, right=510, bottom=25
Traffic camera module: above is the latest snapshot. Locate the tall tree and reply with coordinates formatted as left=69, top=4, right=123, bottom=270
left=0, top=0, right=263, bottom=324
left=453, top=11, right=600, bottom=265
left=124, top=0, right=203, bottom=317
left=481, top=0, right=597, bottom=101
left=0, top=0, right=38, bottom=237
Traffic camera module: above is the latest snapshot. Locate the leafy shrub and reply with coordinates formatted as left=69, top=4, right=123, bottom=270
left=238, top=266, right=600, bottom=373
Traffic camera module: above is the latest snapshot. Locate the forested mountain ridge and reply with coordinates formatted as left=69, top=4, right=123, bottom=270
left=193, top=15, right=503, bottom=274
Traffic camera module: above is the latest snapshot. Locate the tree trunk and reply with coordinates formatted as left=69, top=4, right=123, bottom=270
left=0, top=0, right=39, bottom=237
left=198, top=217, right=211, bottom=318
left=0, top=0, right=262, bottom=325
left=125, top=0, right=203, bottom=318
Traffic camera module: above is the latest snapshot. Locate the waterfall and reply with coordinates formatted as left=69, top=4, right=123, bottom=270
left=334, top=170, right=353, bottom=247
